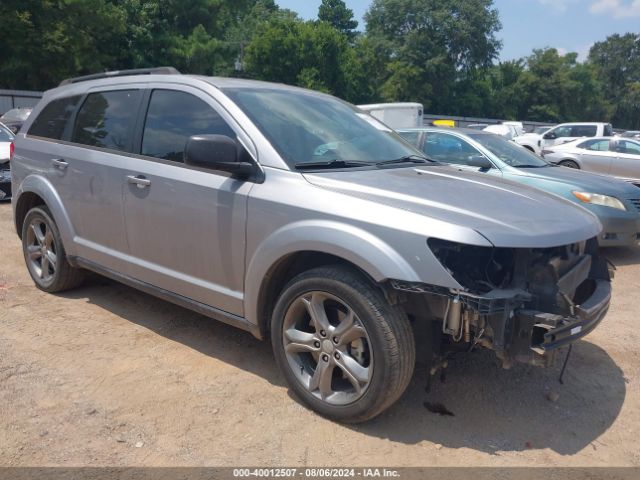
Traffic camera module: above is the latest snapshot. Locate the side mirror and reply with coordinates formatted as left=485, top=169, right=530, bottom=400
left=184, top=134, right=254, bottom=177
left=543, top=132, right=557, bottom=140
left=467, top=154, right=493, bottom=170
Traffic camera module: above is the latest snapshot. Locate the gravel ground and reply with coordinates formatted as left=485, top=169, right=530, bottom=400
left=1, top=201, right=639, bottom=467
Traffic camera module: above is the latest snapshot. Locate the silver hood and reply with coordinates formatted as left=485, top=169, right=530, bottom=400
left=304, top=165, right=602, bottom=248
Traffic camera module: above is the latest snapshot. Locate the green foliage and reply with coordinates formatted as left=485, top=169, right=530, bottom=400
left=589, top=34, right=640, bottom=129
left=318, top=0, right=358, bottom=38
left=0, top=0, right=638, bottom=128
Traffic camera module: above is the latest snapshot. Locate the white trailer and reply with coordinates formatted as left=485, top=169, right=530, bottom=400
left=358, top=102, right=424, bottom=129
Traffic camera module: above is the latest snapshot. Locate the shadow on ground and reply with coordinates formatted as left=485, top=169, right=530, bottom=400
left=602, top=246, right=640, bottom=267
left=60, top=275, right=626, bottom=456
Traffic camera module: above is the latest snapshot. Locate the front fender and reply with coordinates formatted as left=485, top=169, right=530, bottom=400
left=244, top=220, right=425, bottom=327
left=14, top=174, right=77, bottom=256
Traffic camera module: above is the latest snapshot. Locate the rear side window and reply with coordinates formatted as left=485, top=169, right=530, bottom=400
left=141, top=90, right=235, bottom=163
left=571, top=125, right=597, bottom=137
left=72, top=90, right=142, bottom=152
left=578, top=139, right=610, bottom=151
left=28, top=96, right=81, bottom=140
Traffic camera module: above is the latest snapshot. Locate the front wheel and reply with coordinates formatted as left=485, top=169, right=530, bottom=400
left=559, top=160, right=580, bottom=169
left=271, top=266, right=415, bottom=423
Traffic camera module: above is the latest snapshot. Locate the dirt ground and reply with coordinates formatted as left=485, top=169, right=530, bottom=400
left=1, top=201, right=639, bottom=467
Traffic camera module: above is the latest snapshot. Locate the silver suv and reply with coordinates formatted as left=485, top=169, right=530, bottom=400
left=12, top=68, right=612, bottom=422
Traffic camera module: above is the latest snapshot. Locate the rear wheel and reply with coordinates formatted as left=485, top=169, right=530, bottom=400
left=559, top=160, right=580, bottom=169
left=271, top=266, right=415, bottom=423
left=21, top=206, right=84, bottom=293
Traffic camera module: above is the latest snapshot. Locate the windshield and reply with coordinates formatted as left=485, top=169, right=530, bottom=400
left=469, top=133, right=549, bottom=168
left=0, top=108, right=31, bottom=122
left=223, top=88, right=420, bottom=168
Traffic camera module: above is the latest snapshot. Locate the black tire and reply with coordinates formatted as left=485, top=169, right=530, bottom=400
left=271, top=265, right=415, bottom=423
left=559, top=160, right=580, bottom=169
left=21, top=206, right=84, bottom=293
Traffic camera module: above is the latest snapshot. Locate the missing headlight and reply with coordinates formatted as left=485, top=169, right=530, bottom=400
left=427, top=238, right=515, bottom=294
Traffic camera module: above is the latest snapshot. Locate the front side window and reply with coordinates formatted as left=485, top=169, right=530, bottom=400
left=72, top=90, right=142, bottom=152
left=28, top=96, right=81, bottom=140
left=617, top=140, right=640, bottom=156
left=578, top=139, right=610, bottom=151
left=423, top=132, right=480, bottom=165
left=469, top=133, right=549, bottom=168
left=571, top=125, right=598, bottom=137
left=552, top=126, right=572, bottom=138
left=223, top=88, right=418, bottom=168
left=141, top=90, right=235, bottom=163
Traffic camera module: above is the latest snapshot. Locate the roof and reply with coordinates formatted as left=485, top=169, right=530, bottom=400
left=358, top=102, right=423, bottom=110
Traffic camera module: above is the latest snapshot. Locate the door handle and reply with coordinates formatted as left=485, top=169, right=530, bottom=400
left=51, top=158, right=68, bottom=170
left=127, top=175, right=151, bottom=188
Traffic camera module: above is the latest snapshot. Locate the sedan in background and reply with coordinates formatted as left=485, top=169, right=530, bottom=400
left=543, top=137, right=640, bottom=187
left=398, top=127, right=640, bottom=247
left=0, top=107, right=32, bottom=134
left=621, top=131, right=640, bottom=140
left=0, top=122, right=14, bottom=200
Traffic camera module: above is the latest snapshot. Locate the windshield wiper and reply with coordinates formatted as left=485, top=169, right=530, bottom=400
left=294, top=159, right=374, bottom=170
left=376, top=155, right=436, bottom=167
left=516, top=164, right=548, bottom=169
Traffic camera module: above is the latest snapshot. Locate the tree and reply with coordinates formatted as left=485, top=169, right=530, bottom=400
left=588, top=33, right=640, bottom=129
left=244, top=17, right=363, bottom=99
left=318, top=0, right=358, bottom=38
left=364, top=0, right=502, bottom=112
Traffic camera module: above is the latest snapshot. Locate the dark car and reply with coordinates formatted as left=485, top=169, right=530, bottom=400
left=0, top=107, right=32, bottom=134
left=0, top=122, right=14, bottom=200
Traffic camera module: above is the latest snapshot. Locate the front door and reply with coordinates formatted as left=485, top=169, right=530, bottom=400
left=122, top=87, right=253, bottom=316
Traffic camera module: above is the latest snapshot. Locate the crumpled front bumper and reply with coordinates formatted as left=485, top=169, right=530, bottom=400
left=509, top=261, right=612, bottom=367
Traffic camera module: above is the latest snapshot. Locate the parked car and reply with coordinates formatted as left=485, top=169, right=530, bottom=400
left=0, top=107, right=32, bottom=134
left=398, top=127, right=640, bottom=247
left=513, top=127, right=553, bottom=155
left=502, top=121, right=525, bottom=136
left=483, top=124, right=518, bottom=140
left=543, top=137, right=640, bottom=187
left=12, top=68, right=612, bottom=422
left=0, top=122, right=14, bottom=200
left=621, top=131, right=640, bottom=140
left=541, top=122, right=613, bottom=148
left=466, top=123, right=489, bottom=130
left=357, top=102, right=423, bottom=129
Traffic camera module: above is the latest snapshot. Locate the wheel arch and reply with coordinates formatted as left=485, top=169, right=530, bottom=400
left=14, top=175, right=76, bottom=253
left=245, top=221, right=421, bottom=338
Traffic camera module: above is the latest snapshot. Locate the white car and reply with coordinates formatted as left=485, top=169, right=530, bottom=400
left=0, top=122, right=13, bottom=161
left=483, top=124, right=518, bottom=140
left=541, top=122, right=613, bottom=148
left=543, top=136, right=640, bottom=187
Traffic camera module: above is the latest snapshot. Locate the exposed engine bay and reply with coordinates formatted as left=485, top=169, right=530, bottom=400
left=390, top=237, right=612, bottom=368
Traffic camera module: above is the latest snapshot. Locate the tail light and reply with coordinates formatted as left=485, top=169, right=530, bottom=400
left=9, top=141, right=14, bottom=161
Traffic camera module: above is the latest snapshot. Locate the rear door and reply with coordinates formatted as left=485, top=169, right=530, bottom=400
left=121, top=85, right=254, bottom=315
left=25, top=88, right=144, bottom=272
left=612, top=139, right=640, bottom=183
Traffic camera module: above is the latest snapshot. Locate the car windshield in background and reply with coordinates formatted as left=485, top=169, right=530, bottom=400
left=469, top=133, right=549, bottom=168
left=223, top=88, right=421, bottom=169
left=0, top=108, right=31, bottom=122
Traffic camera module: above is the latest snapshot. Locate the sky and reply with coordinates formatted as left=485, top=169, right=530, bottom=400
left=275, top=0, right=640, bottom=62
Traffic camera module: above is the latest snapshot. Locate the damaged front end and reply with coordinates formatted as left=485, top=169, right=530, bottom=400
left=391, top=237, right=612, bottom=368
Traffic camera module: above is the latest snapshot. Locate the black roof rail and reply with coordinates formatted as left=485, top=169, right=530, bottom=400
left=59, top=67, right=181, bottom=86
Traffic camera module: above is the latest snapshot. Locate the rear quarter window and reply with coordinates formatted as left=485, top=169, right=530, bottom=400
left=28, top=96, right=82, bottom=140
